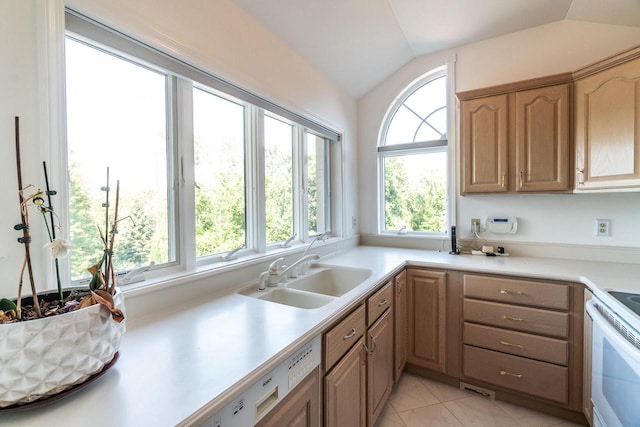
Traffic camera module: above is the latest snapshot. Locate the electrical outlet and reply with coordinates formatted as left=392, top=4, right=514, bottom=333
left=352, top=216, right=357, bottom=229
left=595, top=219, right=611, bottom=237
left=471, top=218, right=481, bottom=233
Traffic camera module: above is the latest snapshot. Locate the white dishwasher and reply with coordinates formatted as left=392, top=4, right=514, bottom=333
left=201, top=334, right=321, bottom=427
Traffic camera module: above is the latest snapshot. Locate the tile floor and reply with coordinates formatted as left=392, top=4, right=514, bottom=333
left=375, top=373, right=586, bottom=427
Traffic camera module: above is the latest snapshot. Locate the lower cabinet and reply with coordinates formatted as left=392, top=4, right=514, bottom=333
left=324, top=337, right=367, bottom=427
left=256, top=367, right=320, bottom=427
left=406, top=269, right=448, bottom=373
left=461, top=273, right=584, bottom=413
left=322, top=279, right=396, bottom=427
left=366, top=308, right=393, bottom=426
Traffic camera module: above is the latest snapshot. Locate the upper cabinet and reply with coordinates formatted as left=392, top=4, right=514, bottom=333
left=459, top=76, right=572, bottom=194
left=574, top=47, right=640, bottom=191
left=460, top=94, right=509, bottom=193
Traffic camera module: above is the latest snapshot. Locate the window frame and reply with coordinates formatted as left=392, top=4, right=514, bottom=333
left=377, top=66, right=453, bottom=236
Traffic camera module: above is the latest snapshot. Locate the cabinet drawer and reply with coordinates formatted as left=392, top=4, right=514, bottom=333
left=324, top=304, right=366, bottom=371
left=463, top=322, right=568, bottom=365
left=464, top=299, right=569, bottom=338
left=463, top=274, right=569, bottom=310
left=367, top=281, right=393, bottom=326
left=463, top=345, right=568, bottom=404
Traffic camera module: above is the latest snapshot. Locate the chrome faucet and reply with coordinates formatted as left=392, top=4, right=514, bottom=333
left=257, top=254, right=320, bottom=290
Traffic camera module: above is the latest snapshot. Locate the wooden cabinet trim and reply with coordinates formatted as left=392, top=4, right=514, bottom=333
left=457, top=72, right=573, bottom=100
left=573, top=44, right=640, bottom=81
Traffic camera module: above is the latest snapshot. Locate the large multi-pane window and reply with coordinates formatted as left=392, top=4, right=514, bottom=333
left=65, top=37, right=174, bottom=281
left=379, top=71, right=448, bottom=234
left=64, top=11, right=335, bottom=282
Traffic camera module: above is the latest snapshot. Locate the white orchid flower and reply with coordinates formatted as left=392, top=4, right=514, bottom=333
left=44, top=239, right=73, bottom=259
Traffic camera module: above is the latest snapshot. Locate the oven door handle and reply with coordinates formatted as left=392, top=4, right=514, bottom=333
left=586, top=299, right=640, bottom=359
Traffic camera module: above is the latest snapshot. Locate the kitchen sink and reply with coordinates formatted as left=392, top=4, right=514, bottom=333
left=286, top=265, right=372, bottom=297
left=256, top=288, right=335, bottom=309
left=237, top=264, right=372, bottom=309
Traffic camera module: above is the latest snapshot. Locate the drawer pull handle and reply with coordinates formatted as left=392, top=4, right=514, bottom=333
left=500, top=370, right=522, bottom=378
left=378, top=299, right=388, bottom=307
left=343, top=328, right=356, bottom=340
left=499, top=340, right=524, bottom=349
left=502, top=315, right=524, bottom=322
left=500, top=289, right=523, bottom=296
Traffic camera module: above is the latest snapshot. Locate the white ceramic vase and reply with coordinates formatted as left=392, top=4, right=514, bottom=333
left=0, top=288, right=126, bottom=408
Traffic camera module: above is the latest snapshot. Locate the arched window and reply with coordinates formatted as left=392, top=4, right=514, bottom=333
left=378, top=69, right=449, bottom=234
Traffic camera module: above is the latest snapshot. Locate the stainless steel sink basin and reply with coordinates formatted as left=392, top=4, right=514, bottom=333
left=286, top=265, right=372, bottom=297
left=237, top=264, right=372, bottom=309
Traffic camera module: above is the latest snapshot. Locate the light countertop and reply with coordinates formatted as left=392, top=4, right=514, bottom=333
left=4, top=246, right=640, bottom=426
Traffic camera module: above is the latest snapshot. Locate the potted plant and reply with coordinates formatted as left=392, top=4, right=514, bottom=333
left=0, top=117, right=126, bottom=409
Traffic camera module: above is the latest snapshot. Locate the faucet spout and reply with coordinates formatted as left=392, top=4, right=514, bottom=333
left=261, top=254, right=320, bottom=288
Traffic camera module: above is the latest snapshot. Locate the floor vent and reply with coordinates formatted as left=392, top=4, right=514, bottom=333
left=460, top=382, right=495, bottom=399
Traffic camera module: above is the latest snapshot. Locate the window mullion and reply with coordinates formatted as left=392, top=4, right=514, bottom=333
left=297, top=126, right=310, bottom=241
left=248, top=106, right=265, bottom=253
left=175, top=77, right=195, bottom=270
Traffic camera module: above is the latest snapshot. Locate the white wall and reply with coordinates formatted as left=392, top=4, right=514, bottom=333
left=0, top=0, right=359, bottom=299
left=358, top=20, right=640, bottom=257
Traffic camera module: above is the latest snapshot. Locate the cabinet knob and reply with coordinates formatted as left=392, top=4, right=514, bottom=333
left=519, top=170, right=524, bottom=187
left=576, top=168, right=584, bottom=185
left=500, top=289, right=523, bottom=296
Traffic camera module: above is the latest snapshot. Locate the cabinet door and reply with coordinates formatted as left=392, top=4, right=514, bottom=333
left=324, top=337, right=366, bottom=427
left=406, top=269, right=447, bottom=373
left=256, top=367, right=319, bottom=427
left=367, top=309, right=394, bottom=427
left=575, top=56, right=640, bottom=190
left=461, top=94, right=509, bottom=193
left=394, top=270, right=407, bottom=382
left=515, top=84, right=570, bottom=192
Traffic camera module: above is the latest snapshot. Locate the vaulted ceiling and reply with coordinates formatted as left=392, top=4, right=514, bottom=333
left=230, top=0, right=640, bottom=98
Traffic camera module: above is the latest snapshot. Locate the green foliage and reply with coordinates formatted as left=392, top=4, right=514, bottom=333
left=384, top=156, right=447, bottom=233
left=68, top=168, right=104, bottom=279
left=195, top=164, right=246, bottom=257
left=116, top=198, right=155, bottom=266
left=68, top=167, right=168, bottom=280
left=265, top=145, right=293, bottom=243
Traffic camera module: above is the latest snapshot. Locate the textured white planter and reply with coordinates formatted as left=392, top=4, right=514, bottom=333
left=0, top=288, right=126, bottom=408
